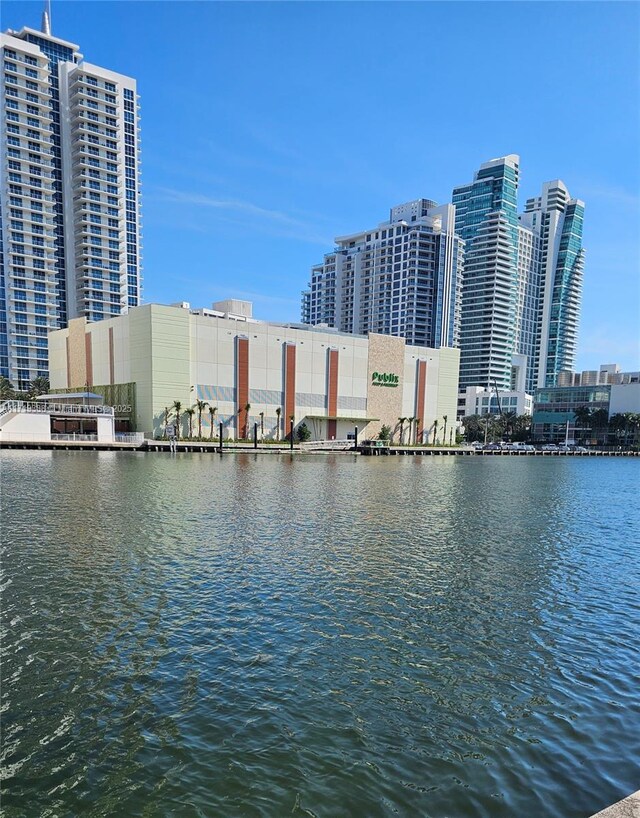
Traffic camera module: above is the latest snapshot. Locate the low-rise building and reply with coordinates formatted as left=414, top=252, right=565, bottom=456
left=458, top=386, right=532, bottom=419
left=532, top=382, right=640, bottom=443
left=0, top=392, right=116, bottom=443
left=48, top=301, right=460, bottom=443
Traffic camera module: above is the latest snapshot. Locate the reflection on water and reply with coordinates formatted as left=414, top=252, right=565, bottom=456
left=1, top=452, right=639, bottom=817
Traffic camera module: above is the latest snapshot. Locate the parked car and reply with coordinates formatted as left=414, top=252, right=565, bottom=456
left=541, top=444, right=559, bottom=451
left=482, top=443, right=501, bottom=451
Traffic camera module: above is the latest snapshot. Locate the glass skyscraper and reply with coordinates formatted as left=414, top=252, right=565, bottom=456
left=521, top=182, right=585, bottom=388
left=0, top=18, right=141, bottom=387
left=453, top=156, right=585, bottom=394
left=452, top=154, right=521, bottom=392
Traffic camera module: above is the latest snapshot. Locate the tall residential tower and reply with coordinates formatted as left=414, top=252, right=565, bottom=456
left=452, top=154, right=521, bottom=392
left=1, top=17, right=141, bottom=386
left=301, top=199, right=463, bottom=350
left=520, top=181, right=585, bottom=388
left=453, top=156, right=584, bottom=394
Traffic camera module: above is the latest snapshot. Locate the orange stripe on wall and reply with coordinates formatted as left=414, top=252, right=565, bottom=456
left=328, top=348, right=338, bottom=416
left=284, top=343, right=296, bottom=437
left=85, top=333, right=93, bottom=387
left=416, top=360, right=427, bottom=443
left=327, top=348, right=338, bottom=440
left=236, top=336, right=249, bottom=437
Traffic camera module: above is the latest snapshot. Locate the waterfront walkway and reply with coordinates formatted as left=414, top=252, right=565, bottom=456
left=1, top=438, right=638, bottom=456
left=590, top=789, right=640, bottom=818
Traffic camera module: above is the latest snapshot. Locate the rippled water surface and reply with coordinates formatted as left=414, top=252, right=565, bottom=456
left=1, top=451, right=639, bottom=817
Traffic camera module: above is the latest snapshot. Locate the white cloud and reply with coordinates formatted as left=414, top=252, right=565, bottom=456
left=150, top=187, right=332, bottom=245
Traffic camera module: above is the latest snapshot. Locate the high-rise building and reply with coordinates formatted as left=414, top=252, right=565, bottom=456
left=301, top=199, right=463, bottom=349
left=453, top=156, right=585, bottom=394
left=0, top=15, right=141, bottom=387
left=520, top=181, right=585, bottom=388
left=452, top=154, right=521, bottom=392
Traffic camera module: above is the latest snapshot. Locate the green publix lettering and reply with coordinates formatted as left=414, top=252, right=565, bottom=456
left=371, top=372, right=399, bottom=387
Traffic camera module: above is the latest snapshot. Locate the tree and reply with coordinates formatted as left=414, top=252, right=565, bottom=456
left=0, top=376, right=14, bottom=401
left=195, top=399, right=208, bottom=438
left=185, top=407, right=196, bottom=438
left=208, top=406, right=217, bottom=439
left=432, top=418, right=438, bottom=446
left=406, top=417, right=416, bottom=445
left=378, top=424, right=391, bottom=441
left=508, top=413, right=531, bottom=442
left=397, top=417, right=406, bottom=445
left=28, top=376, right=50, bottom=399
left=172, top=401, right=183, bottom=439
left=609, top=413, right=627, bottom=446
left=275, top=407, right=282, bottom=441
left=442, top=414, right=448, bottom=446
left=244, top=402, right=251, bottom=439
left=625, top=413, right=640, bottom=446
left=296, top=422, right=311, bottom=442
left=573, top=406, right=592, bottom=443
left=591, top=408, right=609, bottom=444
left=461, top=414, right=484, bottom=443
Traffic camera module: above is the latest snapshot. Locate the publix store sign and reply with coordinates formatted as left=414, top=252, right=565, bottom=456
left=372, top=371, right=399, bottom=388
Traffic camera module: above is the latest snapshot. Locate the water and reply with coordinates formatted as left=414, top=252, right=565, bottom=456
left=1, top=451, right=639, bottom=818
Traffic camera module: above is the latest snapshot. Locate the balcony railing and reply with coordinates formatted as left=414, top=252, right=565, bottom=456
left=0, top=400, right=114, bottom=417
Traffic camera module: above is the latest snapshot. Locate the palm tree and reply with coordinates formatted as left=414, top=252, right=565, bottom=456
left=627, top=413, right=640, bottom=446
left=591, top=408, right=609, bottom=444
left=432, top=418, right=438, bottom=446
left=573, top=405, right=592, bottom=443
left=208, top=406, right=217, bottom=439
left=195, top=399, right=208, bottom=438
left=172, top=400, right=182, bottom=439
left=28, top=375, right=50, bottom=399
left=398, top=417, right=406, bottom=445
left=185, top=406, right=195, bottom=438
left=0, top=376, right=14, bottom=401
left=609, top=413, right=627, bottom=447
left=442, top=414, right=448, bottom=447
left=275, top=407, right=282, bottom=441
left=407, top=417, right=416, bottom=445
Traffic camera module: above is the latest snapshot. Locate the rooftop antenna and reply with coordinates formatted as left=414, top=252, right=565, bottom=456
left=41, top=0, right=52, bottom=35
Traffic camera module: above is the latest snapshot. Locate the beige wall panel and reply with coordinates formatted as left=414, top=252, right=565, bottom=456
left=48, top=329, right=69, bottom=389
left=113, top=320, right=131, bottom=385
left=89, top=323, right=110, bottom=386
left=128, top=306, right=155, bottom=434
left=436, top=347, right=461, bottom=441
left=149, top=305, right=191, bottom=437
left=366, top=333, right=405, bottom=437
left=67, top=317, right=88, bottom=388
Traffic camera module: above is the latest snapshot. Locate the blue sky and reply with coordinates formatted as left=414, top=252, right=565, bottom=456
left=5, top=1, right=640, bottom=371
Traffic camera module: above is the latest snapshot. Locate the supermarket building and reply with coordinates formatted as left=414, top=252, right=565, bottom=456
left=48, top=301, right=460, bottom=442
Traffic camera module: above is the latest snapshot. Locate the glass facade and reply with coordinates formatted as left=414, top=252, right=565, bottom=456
left=453, top=155, right=521, bottom=391
left=1, top=25, right=141, bottom=385
left=544, top=201, right=585, bottom=385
